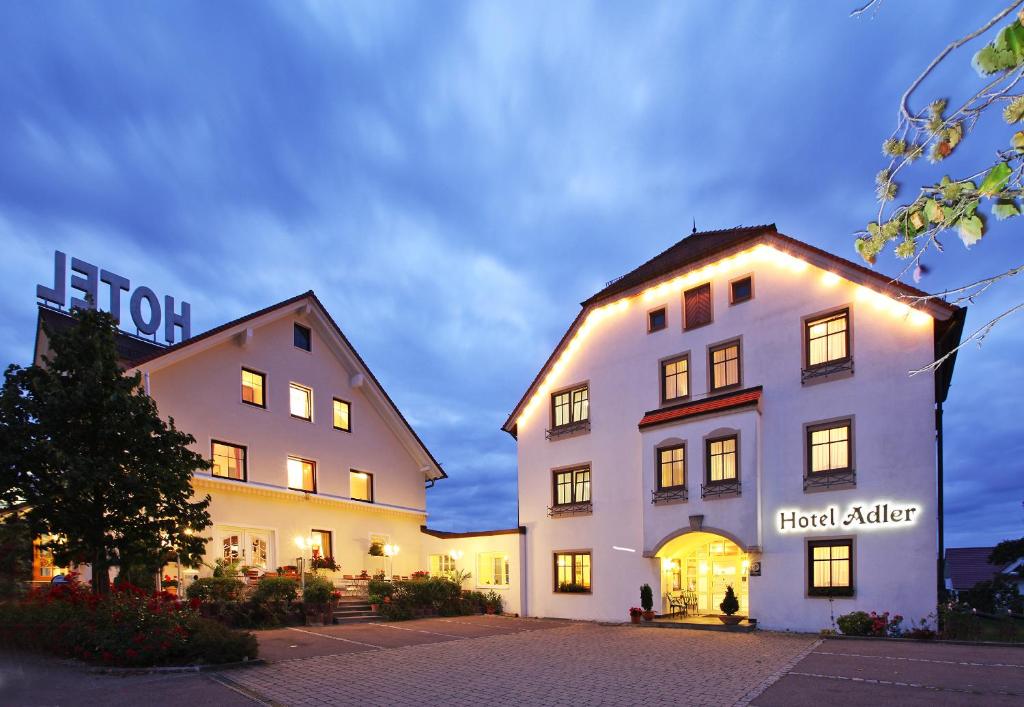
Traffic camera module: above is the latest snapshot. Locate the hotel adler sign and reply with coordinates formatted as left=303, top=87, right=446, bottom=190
left=777, top=501, right=920, bottom=533
left=36, top=250, right=191, bottom=344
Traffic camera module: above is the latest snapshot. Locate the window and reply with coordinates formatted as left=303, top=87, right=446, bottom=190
left=478, top=552, right=510, bottom=587
left=657, top=444, right=686, bottom=489
left=554, top=552, right=591, bottom=592
left=430, top=554, right=456, bottom=576
left=709, top=341, right=741, bottom=390
left=211, top=441, right=246, bottom=481
left=806, top=309, right=850, bottom=368
left=684, top=283, right=712, bottom=329
left=808, top=539, right=853, bottom=596
left=241, top=368, right=265, bottom=408
left=294, top=323, right=312, bottom=351
left=730, top=276, right=753, bottom=304
left=808, top=421, right=851, bottom=474
left=287, top=456, right=316, bottom=492
left=310, top=529, right=332, bottom=559
left=553, top=466, right=590, bottom=506
left=648, top=307, right=667, bottom=332
left=333, top=398, right=351, bottom=432
left=551, top=385, right=589, bottom=429
left=289, top=383, right=312, bottom=421
left=350, top=470, right=373, bottom=502
left=661, top=355, right=689, bottom=403
left=706, top=435, right=738, bottom=483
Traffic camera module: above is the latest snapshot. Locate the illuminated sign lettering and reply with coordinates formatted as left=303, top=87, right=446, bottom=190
left=36, top=251, right=190, bottom=344
left=776, top=501, right=920, bottom=534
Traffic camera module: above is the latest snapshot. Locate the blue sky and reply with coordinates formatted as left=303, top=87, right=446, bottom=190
left=0, top=2, right=1020, bottom=547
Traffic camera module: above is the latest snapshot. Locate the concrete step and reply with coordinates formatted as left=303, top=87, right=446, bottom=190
left=332, top=613, right=381, bottom=624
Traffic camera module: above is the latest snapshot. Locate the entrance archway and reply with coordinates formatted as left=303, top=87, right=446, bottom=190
left=656, top=531, right=749, bottom=616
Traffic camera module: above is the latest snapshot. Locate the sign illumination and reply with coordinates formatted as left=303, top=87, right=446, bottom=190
left=777, top=501, right=920, bottom=534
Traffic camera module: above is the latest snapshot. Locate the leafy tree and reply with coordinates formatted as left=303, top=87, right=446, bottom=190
left=853, top=2, right=1024, bottom=370
left=990, top=536, right=1024, bottom=566
left=0, top=307, right=211, bottom=594
left=0, top=515, right=33, bottom=597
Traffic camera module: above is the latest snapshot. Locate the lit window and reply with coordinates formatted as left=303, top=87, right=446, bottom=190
left=333, top=398, right=351, bottom=432
left=310, top=529, right=332, bottom=559
left=806, top=310, right=849, bottom=367
left=730, top=276, right=753, bottom=304
left=350, top=470, right=373, bottom=502
left=241, top=368, right=265, bottom=408
left=478, top=552, right=510, bottom=587
left=661, top=355, right=689, bottom=402
left=290, top=383, right=312, bottom=421
left=551, top=385, right=589, bottom=428
left=553, top=467, right=590, bottom=506
left=211, top=441, right=246, bottom=481
left=287, top=456, right=316, bottom=492
left=554, top=552, right=591, bottom=592
left=648, top=307, right=667, bottom=332
left=294, top=323, right=312, bottom=351
left=658, top=444, right=685, bottom=489
left=808, top=421, right=851, bottom=474
left=429, top=554, right=456, bottom=576
left=808, top=539, right=853, bottom=596
left=710, top=341, right=741, bottom=390
left=706, top=435, right=738, bottom=483
left=684, top=283, right=712, bottom=329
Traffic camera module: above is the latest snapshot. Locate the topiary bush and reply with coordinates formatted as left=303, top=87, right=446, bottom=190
left=719, top=585, right=740, bottom=616
left=640, top=584, right=654, bottom=612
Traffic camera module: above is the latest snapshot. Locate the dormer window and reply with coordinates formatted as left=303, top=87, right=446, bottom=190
left=294, top=323, right=312, bottom=352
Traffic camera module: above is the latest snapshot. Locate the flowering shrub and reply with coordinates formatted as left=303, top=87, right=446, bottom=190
left=411, top=570, right=430, bottom=579
left=836, top=610, right=903, bottom=637
left=0, top=577, right=257, bottom=666
left=629, top=607, right=644, bottom=618
left=310, top=556, right=339, bottom=573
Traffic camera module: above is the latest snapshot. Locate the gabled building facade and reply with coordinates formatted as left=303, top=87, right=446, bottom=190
left=504, top=225, right=964, bottom=631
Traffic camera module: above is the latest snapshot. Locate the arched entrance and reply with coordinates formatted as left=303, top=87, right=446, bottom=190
left=656, top=531, right=749, bottom=616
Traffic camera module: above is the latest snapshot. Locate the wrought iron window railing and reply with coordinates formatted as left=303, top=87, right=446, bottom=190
left=803, top=468, right=856, bottom=491
left=701, top=479, right=741, bottom=499
left=651, top=487, right=688, bottom=504
left=547, top=501, right=593, bottom=518
left=546, top=419, right=591, bottom=440
left=801, top=359, right=853, bottom=384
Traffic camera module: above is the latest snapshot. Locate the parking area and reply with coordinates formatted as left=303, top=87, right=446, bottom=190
left=753, top=637, right=1024, bottom=706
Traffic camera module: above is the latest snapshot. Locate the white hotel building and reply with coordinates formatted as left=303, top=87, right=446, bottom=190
left=503, top=225, right=964, bottom=631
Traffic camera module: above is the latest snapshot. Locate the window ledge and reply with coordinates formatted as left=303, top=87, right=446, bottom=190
left=546, top=419, right=591, bottom=440
left=804, top=469, right=856, bottom=493
left=701, top=480, right=741, bottom=499
left=652, top=487, right=688, bottom=504
left=802, top=360, right=854, bottom=385
left=548, top=501, right=593, bottom=518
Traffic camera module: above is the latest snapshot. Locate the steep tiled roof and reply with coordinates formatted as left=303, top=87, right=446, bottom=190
left=638, top=387, right=762, bottom=429
left=945, top=547, right=1004, bottom=591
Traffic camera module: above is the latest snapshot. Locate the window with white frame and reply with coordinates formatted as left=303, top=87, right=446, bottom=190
left=289, top=383, right=312, bottom=420
left=429, top=554, right=456, bottom=576
left=477, top=551, right=510, bottom=587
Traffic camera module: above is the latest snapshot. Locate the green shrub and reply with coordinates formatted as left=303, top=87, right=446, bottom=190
left=186, top=577, right=244, bottom=602
left=368, top=578, right=394, bottom=599
left=640, top=584, right=654, bottom=612
left=302, top=575, right=334, bottom=606
left=184, top=616, right=257, bottom=664
left=485, top=591, right=503, bottom=614
left=252, top=576, right=298, bottom=604
left=836, top=610, right=873, bottom=636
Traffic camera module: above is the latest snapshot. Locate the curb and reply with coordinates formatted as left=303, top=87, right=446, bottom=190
left=822, top=634, right=1024, bottom=648
left=86, top=657, right=267, bottom=675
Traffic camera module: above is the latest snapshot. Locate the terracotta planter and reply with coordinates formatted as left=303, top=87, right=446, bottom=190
left=642, top=611, right=656, bottom=622
left=718, top=615, right=743, bottom=626
left=630, top=614, right=641, bottom=624
left=370, top=604, right=380, bottom=613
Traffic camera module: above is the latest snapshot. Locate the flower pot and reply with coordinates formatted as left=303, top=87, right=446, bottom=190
left=370, top=604, right=380, bottom=613
left=718, top=615, right=743, bottom=626
left=630, top=614, right=641, bottom=624
left=642, top=611, right=656, bottom=622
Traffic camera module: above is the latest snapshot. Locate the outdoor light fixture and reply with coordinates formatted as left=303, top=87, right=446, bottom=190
left=449, top=549, right=463, bottom=561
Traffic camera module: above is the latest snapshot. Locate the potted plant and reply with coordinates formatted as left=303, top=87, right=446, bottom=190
left=368, top=542, right=384, bottom=557
left=368, top=593, right=382, bottom=613
left=161, top=575, right=179, bottom=595
left=311, top=555, right=340, bottom=574
left=629, top=607, right=643, bottom=624
left=640, top=584, right=655, bottom=621
left=718, top=585, right=742, bottom=625
left=484, top=590, right=503, bottom=615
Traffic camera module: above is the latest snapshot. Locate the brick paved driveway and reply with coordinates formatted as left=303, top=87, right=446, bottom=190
left=222, top=617, right=817, bottom=706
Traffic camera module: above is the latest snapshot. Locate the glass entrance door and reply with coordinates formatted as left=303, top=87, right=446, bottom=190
left=675, top=537, right=748, bottom=615
left=217, top=527, right=272, bottom=570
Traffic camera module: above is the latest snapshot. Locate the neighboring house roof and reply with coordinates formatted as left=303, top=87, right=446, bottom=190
left=945, top=547, right=1008, bottom=591
left=502, top=225, right=965, bottom=437
left=638, top=387, right=762, bottom=430
left=34, top=306, right=165, bottom=367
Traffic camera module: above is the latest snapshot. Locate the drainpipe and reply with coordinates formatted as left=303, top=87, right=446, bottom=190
left=755, top=406, right=764, bottom=551
left=143, top=370, right=151, bottom=395
left=936, top=402, right=945, bottom=603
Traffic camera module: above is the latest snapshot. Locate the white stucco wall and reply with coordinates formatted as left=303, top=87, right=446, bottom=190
left=515, top=245, right=942, bottom=631
left=421, top=530, right=525, bottom=616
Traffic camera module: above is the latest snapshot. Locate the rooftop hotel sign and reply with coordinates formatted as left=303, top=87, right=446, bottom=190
left=777, top=501, right=920, bottom=534
left=36, top=250, right=190, bottom=344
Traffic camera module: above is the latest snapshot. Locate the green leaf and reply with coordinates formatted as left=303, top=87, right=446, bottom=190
left=974, top=22, right=1024, bottom=75
left=957, top=214, right=984, bottom=247
left=992, top=198, right=1021, bottom=219
left=979, top=162, right=1012, bottom=195
left=924, top=198, right=944, bottom=223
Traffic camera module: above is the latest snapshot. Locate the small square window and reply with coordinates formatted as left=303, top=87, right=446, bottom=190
left=287, top=456, right=316, bottom=492
left=806, top=309, right=850, bottom=368
left=709, top=341, right=741, bottom=391
left=294, top=323, right=312, bottom=351
left=554, top=552, right=591, bottom=592
left=808, top=539, right=853, bottom=596
left=730, top=276, right=753, bottom=304
left=290, top=383, right=312, bottom=421
left=333, top=399, right=351, bottom=432
left=241, top=368, right=266, bottom=408
left=648, top=307, right=667, bottom=333
left=661, top=355, right=689, bottom=403
left=350, top=470, right=373, bottom=502
left=211, top=441, right=247, bottom=481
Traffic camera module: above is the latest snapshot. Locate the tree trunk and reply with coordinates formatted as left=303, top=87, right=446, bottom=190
left=92, top=549, right=110, bottom=595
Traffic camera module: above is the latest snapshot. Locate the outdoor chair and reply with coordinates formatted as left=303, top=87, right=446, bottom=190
left=682, top=590, right=699, bottom=616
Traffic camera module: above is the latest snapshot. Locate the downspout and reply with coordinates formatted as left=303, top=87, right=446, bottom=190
left=936, top=402, right=945, bottom=602
left=755, top=405, right=764, bottom=551
left=143, top=370, right=151, bottom=395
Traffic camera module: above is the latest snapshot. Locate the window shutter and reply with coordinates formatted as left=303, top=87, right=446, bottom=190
left=684, top=284, right=712, bottom=329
